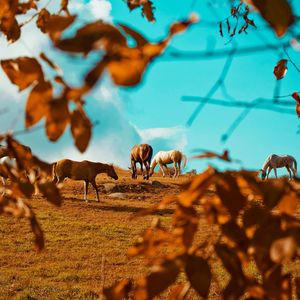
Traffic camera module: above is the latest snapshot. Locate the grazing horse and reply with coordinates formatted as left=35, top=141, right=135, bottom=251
left=150, top=150, right=187, bottom=178
left=260, top=154, right=297, bottom=180
left=130, top=144, right=153, bottom=180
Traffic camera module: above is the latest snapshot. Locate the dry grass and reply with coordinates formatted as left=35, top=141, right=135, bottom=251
left=2, top=170, right=298, bottom=299
left=0, top=171, right=202, bottom=299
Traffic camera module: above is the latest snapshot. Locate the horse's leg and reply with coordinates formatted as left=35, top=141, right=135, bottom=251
left=273, top=168, right=278, bottom=178
left=286, top=166, right=292, bottom=180
left=140, top=162, right=144, bottom=179
left=91, top=179, right=100, bottom=202
left=177, top=161, right=181, bottom=177
left=145, top=161, right=150, bottom=180
left=158, top=162, right=165, bottom=177
left=173, top=161, right=177, bottom=178
left=84, top=180, right=89, bottom=202
left=266, top=167, right=272, bottom=179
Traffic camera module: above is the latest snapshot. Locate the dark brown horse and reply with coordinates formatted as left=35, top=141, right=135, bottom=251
left=130, top=144, right=153, bottom=180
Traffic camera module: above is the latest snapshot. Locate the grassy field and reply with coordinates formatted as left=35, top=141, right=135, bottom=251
left=0, top=171, right=207, bottom=299
left=2, top=169, right=299, bottom=299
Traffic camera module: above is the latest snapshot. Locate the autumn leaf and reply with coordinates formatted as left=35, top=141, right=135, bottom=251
left=103, top=279, right=132, bottom=300
left=36, top=9, right=75, bottom=42
left=248, top=0, right=294, bottom=37
left=1, top=57, right=44, bottom=91
left=37, top=180, right=62, bottom=206
left=185, top=256, right=211, bottom=298
left=273, top=59, right=288, bottom=80
left=30, top=215, right=44, bottom=251
left=26, top=81, right=53, bottom=128
left=46, top=98, right=70, bottom=141
left=292, top=92, right=300, bottom=104
left=133, top=260, right=180, bottom=299
left=192, top=149, right=231, bottom=162
left=70, top=109, right=92, bottom=153
left=270, top=236, right=297, bottom=263
left=126, top=0, right=155, bottom=22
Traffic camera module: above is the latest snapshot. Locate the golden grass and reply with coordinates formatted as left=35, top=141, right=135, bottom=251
left=3, top=170, right=297, bottom=299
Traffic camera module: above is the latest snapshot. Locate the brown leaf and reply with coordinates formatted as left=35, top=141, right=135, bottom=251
left=215, top=173, right=246, bottom=218
left=185, top=256, right=211, bottom=298
left=134, top=260, right=180, bottom=299
left=17, top=0, right=37, bottom=14
left=277, top=190, right=298, bottom=215
left=297, top=104, right=300, bottom=118
left=292, top=92, right=300, bottom=104
left=55, top=21, right=127, bottom=55
left=46, top=98, right=70, bottom=141
left=273, top=59, right=288, bottom=80
left=126, top=0, right=155, bottom=22
left=1, top=57, right=44, bottom=91
left=118, top=24, right=148, bottom=46
left=103, top=279, right=132, bottom=300
left=26, top=81, right=53, bottom=128
left=249, top=0, right=294, bottom=37
left=37, top=181, right=62, bottom=207
left=30, top=215, right=44, bottom=251
left=70, top=109, right=92, bottom=153
left=270, top=236, right=297, bottom=263
left=36, top=9, right=75, bottom=42
left=193, top=149, right=231, bottom=162
left=60, top=0, right=70, bottom=16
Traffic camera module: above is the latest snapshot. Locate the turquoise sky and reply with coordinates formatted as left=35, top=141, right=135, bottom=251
left=0, top=0, right=300, bottom=175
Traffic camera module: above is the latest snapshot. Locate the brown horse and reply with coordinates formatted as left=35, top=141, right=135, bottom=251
left=130, top=144, right=153, bottom=180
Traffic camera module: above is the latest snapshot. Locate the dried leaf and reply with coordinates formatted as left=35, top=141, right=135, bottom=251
left=249, top=0, right=294, bottom=37
left=118, top=23, right=148, bottom=46
left=185, top=256, right=211, bottom=298
left=273, top=59, right=288, bottom=80
left=270, top=236, right=297, bottom=263
left=134, top=260, right=180, bottom=299
left=1, top=57, right=44, bottom=91
left=193, top=150, right=231, bottom=162
left=30, top=215, right=44, bottom=251
left=26, top=81, right=53, bottom=128
left=37, top=181, right=62, bottom=207
left=36, top=9, right=75, bottom=42
left=39, top=52, right=62, bottom=74
left=46, top=98, right=70, bottom=141
left=103, top=279, right=132, bottom=300
left=70, top=109, right=92, bottom=153
left=292, top=92, right=300, bottom=104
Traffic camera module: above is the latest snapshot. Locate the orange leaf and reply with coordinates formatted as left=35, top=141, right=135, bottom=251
left=70, top=109, right=92, bottom=153
left=37, top=181, right=62, bottom=207
left=26, top=81, right=53, bottom=128
left=185, top=256, right=211, bottom=298
left=46, top=98, right=70, bottom=141
left=1, top=57, right=44, bottom=91
left=270, top=236, right=297, bottom=263
left=249, top=0, right=294, bottom=37
left=292, top=92, right=300, bottom=104
left=273, top=59, right=288, bottom=80
left=103, top=279, right=132, bottom=300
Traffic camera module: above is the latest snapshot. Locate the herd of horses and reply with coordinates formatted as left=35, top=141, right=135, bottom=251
left=0, top=143, right=298, bottom=202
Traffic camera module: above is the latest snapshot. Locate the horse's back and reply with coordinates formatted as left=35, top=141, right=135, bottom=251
left=131, top=144, right=152, bottom=162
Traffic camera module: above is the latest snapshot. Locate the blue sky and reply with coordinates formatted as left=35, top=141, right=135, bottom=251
left=0, top=0, right=300, bottom=175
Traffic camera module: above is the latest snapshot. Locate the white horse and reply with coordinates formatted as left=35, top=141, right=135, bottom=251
left=150, top=150, right=187, bottom=178
left=260, top=154, right=297, bottom=180
left=0, top=156, right=17, bottom=186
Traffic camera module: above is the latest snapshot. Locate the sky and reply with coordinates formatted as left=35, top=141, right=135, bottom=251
left=0, top=0, right=300, bottom=175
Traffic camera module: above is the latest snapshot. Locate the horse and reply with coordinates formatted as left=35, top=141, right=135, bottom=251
left=53, top=159, right=118, bottom=202
left=260, top=154, right=297, bottom=180
left=150, top=150, right=187, bottom=178
left=130, top=144, right=153, bottom=180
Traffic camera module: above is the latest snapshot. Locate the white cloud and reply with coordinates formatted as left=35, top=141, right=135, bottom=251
left=69, top=0, right=112, bottom=22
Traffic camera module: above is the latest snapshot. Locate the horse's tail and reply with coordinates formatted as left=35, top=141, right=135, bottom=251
left=181, top=154, right=187, bottom=169
left=293, top=157, right=297, bottom=177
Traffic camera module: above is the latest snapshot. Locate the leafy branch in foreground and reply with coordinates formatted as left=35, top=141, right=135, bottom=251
left=105, top=155, right=300, bottom=299
left=0, top=135, right=62, bottom=251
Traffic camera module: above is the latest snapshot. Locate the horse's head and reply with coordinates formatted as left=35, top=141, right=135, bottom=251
left=149, top=167, right=154, bottom=177
left=259, top=169, right=267, bottom=180
left=108, top=164, right=118, bottom=180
